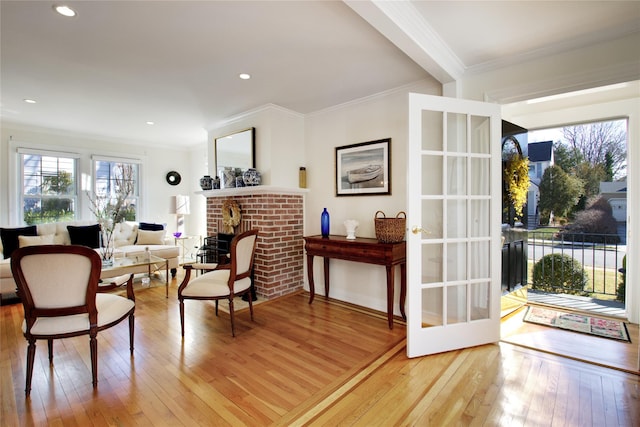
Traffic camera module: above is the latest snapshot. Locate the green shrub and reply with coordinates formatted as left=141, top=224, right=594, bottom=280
left=532, top=254, right=588, bottom=296
left=616, top=255, right=626, bottom=303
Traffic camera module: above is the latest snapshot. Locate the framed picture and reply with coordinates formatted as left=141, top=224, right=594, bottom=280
left=335, top=138, right=391, bottom=196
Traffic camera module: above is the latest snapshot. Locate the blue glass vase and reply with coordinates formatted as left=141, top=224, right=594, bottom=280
left=321, top=208, right=330, bottom=238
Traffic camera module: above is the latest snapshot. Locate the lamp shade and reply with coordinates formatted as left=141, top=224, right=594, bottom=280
left=174, top=195, right=190, bottom=215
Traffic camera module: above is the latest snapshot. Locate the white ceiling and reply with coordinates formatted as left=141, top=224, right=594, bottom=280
left=1, top=1, right=639, bottom=148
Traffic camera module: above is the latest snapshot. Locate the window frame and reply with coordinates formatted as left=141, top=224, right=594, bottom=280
left=17, top=147, right=80, bottom=225
left=91, top=156, right=141, bottom=223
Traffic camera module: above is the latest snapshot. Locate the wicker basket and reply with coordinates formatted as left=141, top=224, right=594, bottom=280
left=374, top=211, right=406, bottom=243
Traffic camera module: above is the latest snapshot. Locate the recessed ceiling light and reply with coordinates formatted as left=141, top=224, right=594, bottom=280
left=239, top=73, right=251, bottom=80
left=24, top=99, right=37, bottom=104
left=54, top=5, right=77, bottom=17
left=146, top=121, right=155, bottom=125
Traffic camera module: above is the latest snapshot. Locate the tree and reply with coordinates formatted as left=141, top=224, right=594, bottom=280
left=553, top=142, right=581, bottom=173
left=572, top=162, right=607, bottom=212
left=24, top=170, right=75, bottom=224
left=538, top=165, right=583, bottom=223
left=562, top=120, right=627, bottom=179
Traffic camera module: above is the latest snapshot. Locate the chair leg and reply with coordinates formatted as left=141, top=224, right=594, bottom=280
left=48, top=339, right=54, bottom=364
left=179, top=299, right=185, bottom=337
left=90, top=334, right=98, bottom=388
left=228, top=298, right=235, bottom=337
left=215, top=300, right=219, bottom=316
left=25, top=338, right=36, bottom=397
left=128, top=313, right=135, bottom=354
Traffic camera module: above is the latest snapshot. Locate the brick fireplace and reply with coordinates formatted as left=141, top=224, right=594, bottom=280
left=200, top=187, right=306, bottom=300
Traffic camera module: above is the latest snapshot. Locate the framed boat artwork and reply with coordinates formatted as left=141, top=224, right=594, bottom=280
left=335, top=138, right=391, bottom=196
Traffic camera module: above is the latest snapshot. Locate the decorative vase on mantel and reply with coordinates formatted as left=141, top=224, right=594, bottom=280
left=243, top=168, right=261, bottom=186
left=200, top=175, right=213, bottom=190
left=222, top=168, right=236, bottom=188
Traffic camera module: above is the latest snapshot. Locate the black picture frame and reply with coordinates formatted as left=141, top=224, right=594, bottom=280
left=335, top=138, right=391, bottom=196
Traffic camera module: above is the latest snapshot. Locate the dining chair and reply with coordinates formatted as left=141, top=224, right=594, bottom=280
left=178, top=229, right=258, bottom=337
left=11, top=244, right=135, bottom=396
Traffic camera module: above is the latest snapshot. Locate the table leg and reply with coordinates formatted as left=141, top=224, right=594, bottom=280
left=323, top=258, right=330, bottom=299
left=307, top=254, right=315, bottom=304
left=400, top=262, right=406, bottom=321
left=385, top=265, right=395, bottom=329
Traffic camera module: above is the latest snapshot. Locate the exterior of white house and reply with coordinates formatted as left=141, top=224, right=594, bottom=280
left=600, top=181, right=628, bottom=223
left=527, top=141, right=554, bottom=228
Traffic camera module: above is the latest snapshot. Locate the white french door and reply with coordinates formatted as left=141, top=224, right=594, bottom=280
left=407, top=94, right=501, bottom=358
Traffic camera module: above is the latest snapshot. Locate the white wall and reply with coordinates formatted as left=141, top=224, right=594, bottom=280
left=0, top=123, right=194, bottom=236
left=302, top=79, right=440, bottom=314
left=207, top=105, right=305, bottom=188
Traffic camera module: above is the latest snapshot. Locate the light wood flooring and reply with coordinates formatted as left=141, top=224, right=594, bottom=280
left=2, top=274, right=639, bottom=426
left=501, top=304, right=639, bottom=373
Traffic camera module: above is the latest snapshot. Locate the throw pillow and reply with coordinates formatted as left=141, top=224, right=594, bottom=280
left=139, top=222, right=164, bottom=231
left=136, top=229, right=165, bottom=245
left=67, top=224, right=101, bottom=249
left=0, top=225, right=37, bottom=258
left=18, top=234, right=55, bottom=247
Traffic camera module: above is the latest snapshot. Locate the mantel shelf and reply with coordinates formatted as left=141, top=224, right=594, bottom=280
left=196, top=185, right=309, bottom=197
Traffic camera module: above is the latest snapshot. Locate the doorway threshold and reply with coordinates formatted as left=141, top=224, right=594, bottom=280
left=527, top=289, right=626, bottom=318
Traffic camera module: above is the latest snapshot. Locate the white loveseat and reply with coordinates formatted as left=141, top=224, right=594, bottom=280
left=1, top=221, right=179, bottom=296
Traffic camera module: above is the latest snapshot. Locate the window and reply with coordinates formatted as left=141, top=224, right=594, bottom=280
left=93, top=159, right=139, bottom=221
left=20, top=151, right=77, bottom=224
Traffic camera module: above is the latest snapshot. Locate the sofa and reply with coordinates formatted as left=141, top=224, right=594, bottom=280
left=1, top=221, right=179, bottom=296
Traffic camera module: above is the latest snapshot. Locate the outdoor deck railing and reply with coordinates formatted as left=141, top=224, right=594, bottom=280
left=527, top=231, right=624, bottom=299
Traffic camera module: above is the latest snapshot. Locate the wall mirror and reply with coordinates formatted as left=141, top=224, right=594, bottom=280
left=214, top=127, right=255, bottom=179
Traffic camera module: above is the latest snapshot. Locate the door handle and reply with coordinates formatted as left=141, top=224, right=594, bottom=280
left=411, top=226, right=430, bottom=235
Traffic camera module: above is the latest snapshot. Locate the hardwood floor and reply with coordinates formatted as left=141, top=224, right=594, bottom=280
left=2, top=274, right=639, bottom=426
left=501, top=305, right=639, bottom=373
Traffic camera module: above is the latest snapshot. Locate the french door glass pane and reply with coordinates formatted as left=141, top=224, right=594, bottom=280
left=469, top=241, right=491, bottom=279
left=470, top=157, right=490, bottom=195
left=469, top=200, right=491, bottom=237
left=421, top=243, right=443, bottom=283
left=447, top=157, right=467, bottom=195
left=447, top=242, right=467, bottom=281
left=422, top=110, right=443, bottom=151
left=447, top=113, right=467, bottom=153
left=470, top=282, right=491, bottom=321
left=470, top=116, right=491, bottom=154
left=422, top=155, right=443, bottom=194
left=447, top=285, right=468, bottom=324
left=421, top=199, right=443, bottom=239
left=421, top=287, right=443, bottom=328
left=447, top=199, right=466, bottom=238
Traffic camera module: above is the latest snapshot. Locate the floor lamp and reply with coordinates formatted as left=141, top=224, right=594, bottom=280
left=173, top=195, right=190, bottom=235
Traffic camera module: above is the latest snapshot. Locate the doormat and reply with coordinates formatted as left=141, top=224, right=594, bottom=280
left=523, top=306, right=631, bottom=342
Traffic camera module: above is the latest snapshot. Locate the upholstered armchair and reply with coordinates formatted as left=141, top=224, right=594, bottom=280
left=10, top=245, right=135, bottom=396
left=178, top=229, right=258, bottom=337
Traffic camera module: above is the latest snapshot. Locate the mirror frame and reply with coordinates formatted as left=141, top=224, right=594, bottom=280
left=214, top=127, right=256, bottom=178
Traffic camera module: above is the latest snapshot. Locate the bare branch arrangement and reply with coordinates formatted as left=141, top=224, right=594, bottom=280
left=86, top=164, right=135, bottom=262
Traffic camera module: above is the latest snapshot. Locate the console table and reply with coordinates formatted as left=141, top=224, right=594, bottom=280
left=304, top=235, right=406, bottom=329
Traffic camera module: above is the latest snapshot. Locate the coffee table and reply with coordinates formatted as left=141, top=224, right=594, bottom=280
left=100, top=254, right=169, bottom=297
